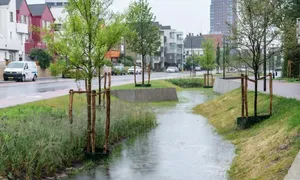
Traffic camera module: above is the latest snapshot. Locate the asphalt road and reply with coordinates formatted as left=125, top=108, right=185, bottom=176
left=0, top=72, right=185, bottom=109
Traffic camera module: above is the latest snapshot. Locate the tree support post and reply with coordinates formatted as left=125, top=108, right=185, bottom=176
left=91, top=90, right=96, bottom=154
left=269, top=73, right=273, bottom=115
left=103, top=73, right=107, bottom=107
left=104, top=73, right=111, bottom=153
left=244, top=75, right=248, bottom=119
left=69, top=89, right=74, bottom=124
left=98, top=67, right=101, bottom=106
left=241, top=74, right=245, bottom=120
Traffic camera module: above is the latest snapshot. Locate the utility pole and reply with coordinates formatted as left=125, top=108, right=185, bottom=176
left=191, top=38, right=194, bottom=71
left=223, top=35, right=226, bottom=79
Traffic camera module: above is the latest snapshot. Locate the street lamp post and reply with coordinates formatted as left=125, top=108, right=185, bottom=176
left=191, top=38, right=194, bottom=71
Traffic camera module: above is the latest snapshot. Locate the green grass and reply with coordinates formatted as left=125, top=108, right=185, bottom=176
left=193, top=89, right=300, bottom=180
left=111, top=80, right=182, bottom=91
left=0, top=94, right=156, bottom=179
left=275, top=77, right=300, bottom=83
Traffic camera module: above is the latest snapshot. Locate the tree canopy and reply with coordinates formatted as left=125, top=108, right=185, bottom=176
left=200, top=40, right=216, bottom=73
left=126, top=0, right=161, bottom=84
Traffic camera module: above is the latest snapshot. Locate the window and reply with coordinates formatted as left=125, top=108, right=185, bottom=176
left=10, top=32, right=12, bottom=39
left=170, top=43, right=176, bottom=49
left=26, top=16, right=29, bottom=24
left=169, top=32, right=175, bottom=39
left=10, top=12, right=13, bottom=22
left=42, top=20, right=46, bottom=28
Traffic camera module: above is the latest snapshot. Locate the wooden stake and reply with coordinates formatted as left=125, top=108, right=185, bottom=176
left=241, top=74, right=245, bottom=120
left=108, top=72, right=111, bottom=88
left=269, top=73, right=273, bottom=115
left=134, top=63, right=137, bottom=85
left=211, top=74, right=214, bottom=87
left=245, top=75, right=248, bottom=119
left=103, top=73, right=107, bottom=107
left=91, top=90, right=96, bottom=153
left=104, top=87, right=111, bottom=153
left=69, top=89, right=74, bottom=124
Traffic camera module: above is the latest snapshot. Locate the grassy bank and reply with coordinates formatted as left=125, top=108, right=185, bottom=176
left=194, top=90, right=300, bottom=180
left=0, top=94, right=157, bottom=179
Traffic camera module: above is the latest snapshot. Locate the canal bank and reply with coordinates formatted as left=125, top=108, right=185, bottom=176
left=72, top=89, right=235, bottom=180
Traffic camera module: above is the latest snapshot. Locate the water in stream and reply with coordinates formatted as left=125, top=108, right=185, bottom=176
left=73, top=90, right=235, bottom=180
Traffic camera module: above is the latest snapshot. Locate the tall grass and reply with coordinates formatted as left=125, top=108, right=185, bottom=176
left=0, top=99, right=156, bottom=179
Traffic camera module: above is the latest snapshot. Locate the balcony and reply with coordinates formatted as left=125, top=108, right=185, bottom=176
left=25, top=41, right=47, bottom=54
left=0, top=37, right=22, bottom=51
left=17, top=23, right=29, bottom=34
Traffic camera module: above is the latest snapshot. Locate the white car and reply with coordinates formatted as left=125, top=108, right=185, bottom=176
left=128, top=66, right=142, bottom=74
left=166, top=66, right=179, bottom=73
left=3, top=61, right=38, bottom=82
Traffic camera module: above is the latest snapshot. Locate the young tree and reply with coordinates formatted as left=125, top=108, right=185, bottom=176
left=200, top=39, right=216, bottom=76
left=44, top=0, right=125, bottom=152
left=185, top=55, right=201, bottom=70
left=126, top=0, right=161, bottom=85
left=216, top=43, right=221, bottom=73
left=231, top=0, right=280, bottom=117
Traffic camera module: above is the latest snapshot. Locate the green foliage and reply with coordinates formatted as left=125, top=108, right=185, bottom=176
left=49, top=60, right=66, bottom=77
left=126, top=0, right=161, bottom=83
left=185, top=55, right=201, bottom=70
left=200, top=40, right=216, bottom=73
left=167, top=78, right=204, bottom=88
left=0, top=99, right=156, bottom=179
left=29, top=48, right=52, bottom=69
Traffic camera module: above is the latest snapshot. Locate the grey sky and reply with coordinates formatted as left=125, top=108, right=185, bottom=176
left=27, top=0, right=211, bottom=35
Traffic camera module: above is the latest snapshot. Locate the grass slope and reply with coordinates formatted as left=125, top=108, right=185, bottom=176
left=194, top=90, right=300, bottom=180
left=112, top=80, right=182, bottom=91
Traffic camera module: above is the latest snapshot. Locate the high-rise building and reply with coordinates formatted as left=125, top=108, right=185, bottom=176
left=210, top=0, right=236, bottom=35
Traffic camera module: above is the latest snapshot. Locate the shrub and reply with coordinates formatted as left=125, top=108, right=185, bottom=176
left=167, top=78, right=204, bottom=88
left=29, top=48, right=52, bottom=69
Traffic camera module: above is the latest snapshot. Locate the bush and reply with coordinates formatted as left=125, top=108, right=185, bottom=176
left=167, top=78, right=204, bottom=88
left=29, top=48, right=52, bottom=69
left=0, top=99, right=156, bottom=179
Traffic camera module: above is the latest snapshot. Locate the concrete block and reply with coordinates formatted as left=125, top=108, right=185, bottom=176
left=284, top=151, right=300, bottom=180
left=213, top=78, right=240, bottom=94
left=111, top=88, right=178, bottom=102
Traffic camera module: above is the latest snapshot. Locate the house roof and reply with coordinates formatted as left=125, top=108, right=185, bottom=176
left=105, top=50, right=120, bottom=59
left=184, top=35, right=206, bottom=49
left=28, top=4, right=47, bottom=16
left=16, top=0, right=22, bottom=10
left=0, top=0, right=10, bottom=5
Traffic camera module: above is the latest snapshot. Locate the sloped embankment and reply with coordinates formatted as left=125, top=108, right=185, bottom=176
left=193, top=89, right=300, bottom=180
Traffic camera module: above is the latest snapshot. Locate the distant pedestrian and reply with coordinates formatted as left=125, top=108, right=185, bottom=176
left=275, top=71, right=278, bottom=76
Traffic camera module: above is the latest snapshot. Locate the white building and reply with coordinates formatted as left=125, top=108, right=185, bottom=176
left=49, top=6, right=67, bottom=31
left=0, top=0, right=27, bottom=62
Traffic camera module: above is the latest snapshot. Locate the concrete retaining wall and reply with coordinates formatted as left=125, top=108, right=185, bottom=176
left=111, top=88, right=178, bottom=102
left=213, top=78, right=241, bottom=94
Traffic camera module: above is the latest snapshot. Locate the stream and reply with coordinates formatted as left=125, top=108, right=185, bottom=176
left=73, top=90, right=235, bottom=180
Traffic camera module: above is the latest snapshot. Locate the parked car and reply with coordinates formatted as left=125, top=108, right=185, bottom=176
left=166, top=66, right=179, bottom=73
left=195, top=66, right=201, bottom=71
left=128, top=66, right=142, bottom=74
left=3, top=61, right=38, bottom=82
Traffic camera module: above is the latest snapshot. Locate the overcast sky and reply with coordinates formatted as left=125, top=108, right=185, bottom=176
left=27, top=0, right=211, bottom=35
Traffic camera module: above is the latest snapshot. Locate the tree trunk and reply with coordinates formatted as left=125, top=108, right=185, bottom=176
left=86, top=78, right=92, bottom=152
left=254, top=72, right=258, bottom=117
left=142, top=55, right=145, bottom=85
left=207, top=70, right=210, bottom=86
left=98, top=67, right=101, bottom=106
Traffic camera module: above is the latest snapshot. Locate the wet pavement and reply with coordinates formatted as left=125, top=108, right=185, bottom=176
left=0, top=72, right=185, bottom=108
left=73, top=90, right=235, bottom=180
